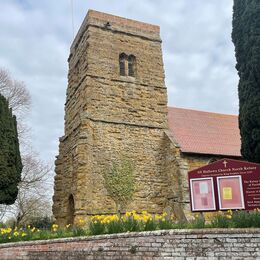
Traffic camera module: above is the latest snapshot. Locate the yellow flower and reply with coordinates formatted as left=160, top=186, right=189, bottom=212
left=52, top=224, right=58, bottom=229
left=227, top=209, right=233, bottom=215
left=21, top=233, right=27, bottom=237
left=1, top=228, right=12, bottom=234
left=125, top=211, right=132, bottom=217
left=133, top=214, right=140, bottom=221
left=66, top=224, right=71, bottom=229
left=194, top=213, right=200, bottom=219
left=122, top=216, right=127, bottom=222
left=52, top=224, right=59, bottom=232
left=77, top=219, right=86, bottom=225
left=13, top=231, right=19, bottom=237
left=31, top=227, right=36, bottom=232
left=226, top=215, right=232, bottom=219
left=155, top=214, right=162, bottom=221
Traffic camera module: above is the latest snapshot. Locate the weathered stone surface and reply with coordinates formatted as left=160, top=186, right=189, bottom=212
left=52, top=10, right=227, bottom=225
left=53, top=10, right=170, bottom=226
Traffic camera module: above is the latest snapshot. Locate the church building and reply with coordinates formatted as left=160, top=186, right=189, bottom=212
left=52, top=10, right=241, bottom=226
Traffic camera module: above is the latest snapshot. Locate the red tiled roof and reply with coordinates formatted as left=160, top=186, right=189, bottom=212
left=168, top=107, right=241, bottom=157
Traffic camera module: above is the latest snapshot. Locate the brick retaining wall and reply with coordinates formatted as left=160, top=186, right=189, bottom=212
left=0, top=229, right=259, bottom=259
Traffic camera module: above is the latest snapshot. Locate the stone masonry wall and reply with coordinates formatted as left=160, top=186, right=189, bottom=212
left=162, top=131, right=189, bottom=220
left=81, top=121, right=170, bottom=215
left=53, top=10, right=170, bottom=226
left=0, top=229, right=259, bottom=259
left=52, top=9, right=240, bottom=226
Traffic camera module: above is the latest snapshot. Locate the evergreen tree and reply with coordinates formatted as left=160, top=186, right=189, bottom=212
left=0, top=93, right=22, bottom=205
left=232, top=0, right=260, bottom=163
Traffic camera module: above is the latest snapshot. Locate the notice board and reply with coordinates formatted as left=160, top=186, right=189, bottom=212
left=188, top=159, right=260, bottom=211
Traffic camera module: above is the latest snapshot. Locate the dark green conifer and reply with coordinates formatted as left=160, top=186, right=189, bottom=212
left=232, top=0, right=260, bottom=162
left=0, top=93, right=22, bottom=204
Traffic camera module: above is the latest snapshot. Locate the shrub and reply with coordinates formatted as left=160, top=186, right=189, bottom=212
left=28, top=216, right=54, bottom=230
left=103, top=159, right=135, bottom=211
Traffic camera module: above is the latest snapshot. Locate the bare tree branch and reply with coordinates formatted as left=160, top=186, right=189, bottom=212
left=0, top=67, right=53, bottom=226
left=0, top=68, right=31, bottom=116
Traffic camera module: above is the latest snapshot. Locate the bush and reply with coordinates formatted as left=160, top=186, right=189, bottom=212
left=28, top=216, right=54, bottom=230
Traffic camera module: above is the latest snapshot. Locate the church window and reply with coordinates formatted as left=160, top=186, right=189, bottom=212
left=128, top=55, right=136, bottom=77
left=119, top=53, right=127, bottom=76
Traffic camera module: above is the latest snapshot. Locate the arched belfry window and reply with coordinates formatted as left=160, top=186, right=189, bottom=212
left=128, top=55, right=136, bottom=77
left=119, top=53, right=127, bottom=76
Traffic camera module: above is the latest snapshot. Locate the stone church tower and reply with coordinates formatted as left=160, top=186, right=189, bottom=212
left=53, top=10, right=186, bottom=226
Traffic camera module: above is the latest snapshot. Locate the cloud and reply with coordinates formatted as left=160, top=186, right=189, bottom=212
left=0, top=0, right=239, bottom=165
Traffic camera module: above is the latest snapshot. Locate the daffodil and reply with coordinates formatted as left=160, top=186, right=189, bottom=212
left=194, top=213, right=200, bottom=219
left=52, top=224, right=59, bottom=232
left=155, top=214, right=162, bottom=221
left=13, top=231, right=19, bottom=237
left=227, top=209, right=233, bottom=215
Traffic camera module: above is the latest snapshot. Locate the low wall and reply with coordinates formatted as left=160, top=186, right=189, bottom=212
left=0, top=229, right=259, bottom=259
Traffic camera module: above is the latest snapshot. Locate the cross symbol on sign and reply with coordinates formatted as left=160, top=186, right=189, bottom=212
left=223, top=160, right=228, bottom=168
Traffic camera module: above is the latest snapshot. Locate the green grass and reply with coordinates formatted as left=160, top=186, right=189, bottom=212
left=0, top=210, right=259, bottom=244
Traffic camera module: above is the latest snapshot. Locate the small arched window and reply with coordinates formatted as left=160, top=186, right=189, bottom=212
left=119, top=53, right=127, bottom=76
left=128, top=55, right=136, bottom=77
left=67, top=194, right=75, bottom=225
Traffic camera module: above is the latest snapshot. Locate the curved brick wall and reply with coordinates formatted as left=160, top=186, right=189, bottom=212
left=0, top=229, right=259, bottom=259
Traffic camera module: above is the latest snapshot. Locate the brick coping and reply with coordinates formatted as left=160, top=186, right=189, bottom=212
left=0, top=228, right=259, bottom=248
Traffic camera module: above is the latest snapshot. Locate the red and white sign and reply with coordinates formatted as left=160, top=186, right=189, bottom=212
left=190, top=178, right=216, bottom=211
left=188, top=159, right=260, bottom=211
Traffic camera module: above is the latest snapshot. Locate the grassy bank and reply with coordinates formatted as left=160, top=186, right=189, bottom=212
left=0, top=210, right=259, bottom=244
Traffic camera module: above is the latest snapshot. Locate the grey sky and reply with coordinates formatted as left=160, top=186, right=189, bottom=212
left=0, top=0, right=238, bottom=164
